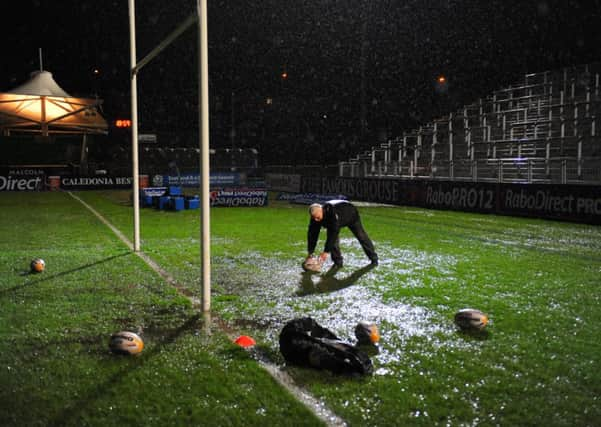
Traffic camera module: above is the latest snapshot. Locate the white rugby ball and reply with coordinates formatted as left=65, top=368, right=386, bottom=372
left=454, top=308, right=489, bottom=331
left=302, top=256, right=322, bottom=273
left=30, top=258, right=45, bottom=273
left=109, top=331, right=144, bottom=355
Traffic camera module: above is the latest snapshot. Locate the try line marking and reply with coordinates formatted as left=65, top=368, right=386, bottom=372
left=68, top=191, right=347, bottom=427
left=66, top=192, right=197, bottom=301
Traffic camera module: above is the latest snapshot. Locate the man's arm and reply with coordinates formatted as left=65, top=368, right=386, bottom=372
left=307, top=221, right=321, bottom=254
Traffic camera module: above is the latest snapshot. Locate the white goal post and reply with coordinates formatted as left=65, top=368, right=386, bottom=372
left=128, top=0, right=211, bottom=312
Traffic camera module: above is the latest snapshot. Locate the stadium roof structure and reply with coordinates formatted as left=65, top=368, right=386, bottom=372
left=0, top=70, right=108, bottom=136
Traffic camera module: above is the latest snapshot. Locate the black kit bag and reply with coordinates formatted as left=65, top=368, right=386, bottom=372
left=279, top=317, right=373, bottom=376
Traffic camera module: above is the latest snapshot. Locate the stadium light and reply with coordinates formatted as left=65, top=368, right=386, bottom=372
left=435, top=74, right=448, bottom=94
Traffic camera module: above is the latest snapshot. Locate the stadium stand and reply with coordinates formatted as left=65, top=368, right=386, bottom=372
left=339, top=63, right=601, bottom=185
left=138, top=146, right=259, bottom=175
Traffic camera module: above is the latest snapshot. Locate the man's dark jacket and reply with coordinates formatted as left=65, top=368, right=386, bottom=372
left=307, top=200, right=360, bottom=254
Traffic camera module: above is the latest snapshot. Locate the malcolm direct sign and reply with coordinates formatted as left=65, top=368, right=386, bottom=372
left=0, top=169, right=44, bottom=191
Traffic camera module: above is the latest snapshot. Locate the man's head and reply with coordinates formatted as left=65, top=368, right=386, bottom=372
left=309, top=203, right=324, bottom=222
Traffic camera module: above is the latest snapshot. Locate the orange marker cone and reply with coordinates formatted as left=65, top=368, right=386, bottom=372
left=235, top=335, right=256, bottom=348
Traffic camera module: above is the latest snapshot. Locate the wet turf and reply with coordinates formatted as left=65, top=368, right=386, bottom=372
left=0, top=192, right=324, bottom=427
left=2, top=190, right=600, bottom=426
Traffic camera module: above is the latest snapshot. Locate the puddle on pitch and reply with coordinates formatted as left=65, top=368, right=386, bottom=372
left=213, top=239, right=460, bottom=374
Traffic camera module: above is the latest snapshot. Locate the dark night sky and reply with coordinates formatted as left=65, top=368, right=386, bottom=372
left=2, top=1, right=601, bottom=161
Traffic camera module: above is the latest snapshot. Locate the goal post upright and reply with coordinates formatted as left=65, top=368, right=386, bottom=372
left=128, top=0, right=141, bottom=252
left=127, top=0, right=211, bottom=312
left=197, top=0, right=211, bottom=313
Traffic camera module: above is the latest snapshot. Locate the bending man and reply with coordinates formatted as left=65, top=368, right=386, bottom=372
left=307, top=199, right=378, bottom=268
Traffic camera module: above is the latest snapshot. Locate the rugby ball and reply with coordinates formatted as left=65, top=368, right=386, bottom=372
left=302, top=256, right=322, bottom=273
left=30, top=258, right=45, bottom=273
left=109, top=331, right=144, bottom=355
left=355, top=321, right=380, bottom=345
left=454, top=308, right=489, bottom=331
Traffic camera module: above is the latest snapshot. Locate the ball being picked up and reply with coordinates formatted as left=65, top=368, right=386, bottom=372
left=302, top=256, right=322, bottom=273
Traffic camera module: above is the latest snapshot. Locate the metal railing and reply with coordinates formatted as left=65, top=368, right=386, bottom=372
left=339, top=157, right=601, bottom=185
left=340, top=62, right=601, bottom=185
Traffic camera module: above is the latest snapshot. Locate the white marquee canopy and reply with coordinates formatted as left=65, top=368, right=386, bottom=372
left=0, top=70, right=107, bottom=136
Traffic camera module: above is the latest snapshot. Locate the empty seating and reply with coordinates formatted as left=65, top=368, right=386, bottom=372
left=340, top=62, right=601, bottom=184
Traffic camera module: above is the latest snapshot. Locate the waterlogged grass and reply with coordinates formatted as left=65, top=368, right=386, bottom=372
left=0, top=192, right=323, bottom=427
left=2, top=190, right=601, bottom=426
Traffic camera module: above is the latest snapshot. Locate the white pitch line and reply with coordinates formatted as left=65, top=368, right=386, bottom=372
left=68, top=191, right=199, bottom=303
left=69, top=191, right=346, bottom=427
left=68, top=191, right=133, bottom=250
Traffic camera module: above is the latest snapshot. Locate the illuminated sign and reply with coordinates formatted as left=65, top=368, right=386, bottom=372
left=115, top=119, right=132, bottom=128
